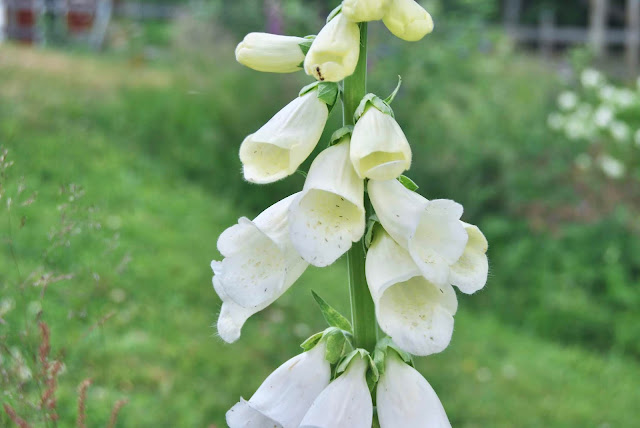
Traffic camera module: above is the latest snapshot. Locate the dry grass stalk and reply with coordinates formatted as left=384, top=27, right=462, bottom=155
left=77, top=379, right=93, bottom=428
left=3, top=403, right=32, bottom=428
left=107, top=399, right=129, bottom=428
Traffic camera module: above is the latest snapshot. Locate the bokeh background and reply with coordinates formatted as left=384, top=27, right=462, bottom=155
left=1, top=0, right=639, bottom=426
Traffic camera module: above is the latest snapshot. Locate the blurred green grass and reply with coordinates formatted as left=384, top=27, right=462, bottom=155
left=0, top=17, right=639, bottom=427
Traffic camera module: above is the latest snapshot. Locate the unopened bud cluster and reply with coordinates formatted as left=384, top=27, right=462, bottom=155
left=212, top=1, right=488, bottom=427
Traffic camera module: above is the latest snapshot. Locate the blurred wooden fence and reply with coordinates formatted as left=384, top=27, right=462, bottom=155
left=0, top=0, right=179, bottom=46
left=504, top=0, right=640, bottom=73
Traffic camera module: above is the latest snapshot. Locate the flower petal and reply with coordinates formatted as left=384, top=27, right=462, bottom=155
left=449, top=222, right=489, bottom=294
left=377, top=277, right=456, bottom=356
left=213, top=277, right=257, bottom=343
left=350, top=107, right=412, bottom=180
left=240, top=92, right=328, bottom=184
left=343, top=0, right=390, bottom=22
left=235, top=32, right=306, bottom=74
left=383, top=0, right=434, bottom=42
left=213, top=195, right=308, bottom=342
left=245, top=343, right=331, bottom=428
left=299, top=357, right=373, bottom=428
left=368, top=178, right=427, bottom=249
left=304, top=13, right=360, bottom=82
left=367, top=229, right=457, bottom=356
left=226, top=398, right=283, bottom=428
left=369, top=179, right=467, bottom=288
left=289, top=141, right=365, bottom=267
left=377, top=353, right=451, bottom=428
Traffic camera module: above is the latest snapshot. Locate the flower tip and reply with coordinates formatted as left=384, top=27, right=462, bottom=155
left=217, top=313, right=242, bottom=344
left=226, top=399, right=283, bottom=428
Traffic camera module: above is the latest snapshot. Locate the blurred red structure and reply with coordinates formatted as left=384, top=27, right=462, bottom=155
left=3, top=0, right=98, bottom=43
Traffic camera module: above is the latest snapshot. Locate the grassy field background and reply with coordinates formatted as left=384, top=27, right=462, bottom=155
left=1, top=11, right=639, bottom=427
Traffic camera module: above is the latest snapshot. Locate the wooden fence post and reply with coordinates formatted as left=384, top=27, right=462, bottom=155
left=540, top=8, right=555, bottom=58
left=504, top=0, right=522, bottom=36
left=0, top=0, right=6, bottom=42
left=589, top=0, right=609, bottom=57
left=627, top=0, right=640, bottom=74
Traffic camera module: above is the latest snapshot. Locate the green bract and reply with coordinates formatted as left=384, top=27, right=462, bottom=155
left=328, top=125, right=354, bottom=147
left=397, top=175, right=419, bottom=192
left=298, top=35, right=316, bottom=56
left=373, top=337, right=414, bottom=377
left=354, top=93, right=395, bottom=122
left=299, top=81, right=341, bottom=111
left=311, top=291, right=353, bottom=332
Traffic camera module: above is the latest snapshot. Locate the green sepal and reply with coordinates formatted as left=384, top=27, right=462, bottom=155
left=384, top=75, right=403, bottom=105
left=353, top=93, right=395, bottom=122
left=323, top=328, right=352, bottom=364
left=364, top=214, right=380, bottom=249
left=327, top=5, right=342, bottom=23
left=298, top=35, right=316, bottom=56
left=328, top=125, right=354, bottom=147
left=300, top=327, right=353, bottom=364
left=373, top=337, right=414, bottom=377
left=311, top=290, right=353, bottom=332
left=316, top=82, right=340, bottom=110
left=296, top=169, right=308, bottom=179
left=300, top=331, right=325, bottom=351
left=336, top=349, right=379, bottom=392
left=397, top=175, right=419, bottom=192
left=298, top=82, right=340, bottom=111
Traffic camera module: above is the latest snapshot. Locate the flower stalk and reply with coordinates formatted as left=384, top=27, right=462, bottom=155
left=343, top=22, right=378, bottom=351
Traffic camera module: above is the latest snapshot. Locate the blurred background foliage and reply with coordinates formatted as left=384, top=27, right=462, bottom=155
left=1, top=0, right=639, bottom=426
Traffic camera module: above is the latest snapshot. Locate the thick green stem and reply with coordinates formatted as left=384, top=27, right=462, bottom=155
left=343, top=23, right=377, bottom=351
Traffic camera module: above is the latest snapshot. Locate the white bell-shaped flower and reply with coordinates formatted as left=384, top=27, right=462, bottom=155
left=449, top=222, right=489, bottom=295
left=383, top=0, right=434, bottom=42
left=350, top=105, right=412, bottom=180
left=240, top=91, right=329, bottom=184
left=377, top=352, right=452, bottom=428
left=299, top=356, right=373, bottom=428
left=342, top=0, right=390, bottom=22
left=213, top=194, right=308, bottom=343
left=366, top=228, right=457, bottom=355
left=226, top=342, right=331, bottom=428
left=289, top=140, right=365, bottom=267
left=235, top=33, right=307, bottom=73
left=304, top=12, right=360, bottom=82
left=368, top=179, right=468, bottom=288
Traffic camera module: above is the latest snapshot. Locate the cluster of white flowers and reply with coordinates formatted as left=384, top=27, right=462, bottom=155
left=548, top=68, right=640, bottom=179
left=214, top=2, right=489, bottom=427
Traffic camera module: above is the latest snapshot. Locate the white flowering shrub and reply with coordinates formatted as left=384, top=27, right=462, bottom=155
left=548, top=69, right=640, bottom=180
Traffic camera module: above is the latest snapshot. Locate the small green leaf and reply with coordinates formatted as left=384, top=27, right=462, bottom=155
left=316, top=82, right=340, bottom=109
left=353, top=93, right=395, bottom=122
left=366, top=352, right=379, bottom=383
left=300, top=331, right=325, bottom=351
left=324, top=329, right=348, bottom=364
left=384, top=75, right=403, bottom=104
left=327, top=5, right=343, bottom=23
left=373, top=337, right=414, bottom=375
left=353, top=93, right=376, bottom=122
left=311, top=291, right=353, bottom=332
left=298, top=36, right=315, bottom=56
left=329, top=125, right=354, bottom=147
left=397, top=175, right=419, bottom=192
